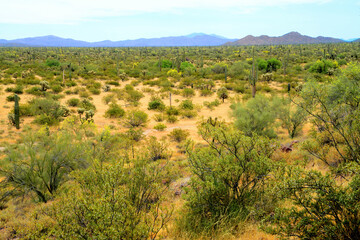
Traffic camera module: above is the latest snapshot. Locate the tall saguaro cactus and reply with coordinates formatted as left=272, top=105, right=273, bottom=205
left=14, top=94, right=20, bottom=129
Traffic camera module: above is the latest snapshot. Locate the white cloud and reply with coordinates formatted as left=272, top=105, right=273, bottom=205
left=0, top=0, right=331, bottom=24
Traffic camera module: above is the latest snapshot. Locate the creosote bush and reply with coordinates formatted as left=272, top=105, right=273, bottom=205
left=105, top=103, right=125, bottom=118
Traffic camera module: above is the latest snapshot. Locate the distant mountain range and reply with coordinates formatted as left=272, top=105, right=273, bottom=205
left=225, top=32, right=347, bottom=46
left=0, top=32, right=358, bottom=47
left=0, top=33, right=236, bottom=47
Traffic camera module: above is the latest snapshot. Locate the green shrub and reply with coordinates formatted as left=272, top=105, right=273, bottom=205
left=217, top=87, right=229, bottom=103
left=88, top=87, right=101, bottom=95
left=309, top=59, right=339, bottom=75
left=168, top=128, right=189, bottom=142
left=5, top=87, right=13, bottom=92
left=50, top=158, right=171, bottom=239
left=203, top=99, right=221, bottom=110
left=231, top=95, right=277, bottom=138
left=66, top=98, right=80, bottom=107
left=79, top=99, right=96, bottom=111
left=182, top=88, right=195, bottom=98
left=181, top=109, right=197, bottom=119
left=12, top=85, right=24, bottom=94
left=19, top=104, right=33, bottom=116
left=211, top=62, right=228, bottom=74
left=26, top=86, right=43, bottom=96
left=125, top=110, right=148, bottom=128
left=154, top=123, right=167, bottom=131
left=263, top=167, right=360, bottom=240
left=45, top=59, right=61, bottom=67
left=148, top=96, right=165, bottom=111
left=179, top=121, right=275, bottom=236
left=0, top=128, right=90, bottom=203
left=29, top=98, right=69, bottom=125
left=6, top=94, right=19, bottom=102
left=105, top=80, right=120, bottom=86
left=105, top=103, right=125, bottom=118
left=200, top=89, right=213, bottom=96
left=167, top=115, right=178, bottom=123
left=166, top=106, right=180, bottom=116
left=180, top=100, right=194, bottom=110
left=153, top=113, right=165, bottom=122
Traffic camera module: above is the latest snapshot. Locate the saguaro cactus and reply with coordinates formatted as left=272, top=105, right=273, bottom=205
left=14, top=94, right=20, bottom=129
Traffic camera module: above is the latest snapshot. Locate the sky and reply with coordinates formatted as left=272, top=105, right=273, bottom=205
left=0, top=0, right=359, bottom=41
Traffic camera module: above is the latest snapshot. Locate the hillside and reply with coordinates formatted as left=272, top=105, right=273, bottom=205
left=225, top=31, right=345, bottom=46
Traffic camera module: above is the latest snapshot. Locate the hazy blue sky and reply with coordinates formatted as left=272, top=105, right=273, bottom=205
left=0, top=0, right=359, bottom=41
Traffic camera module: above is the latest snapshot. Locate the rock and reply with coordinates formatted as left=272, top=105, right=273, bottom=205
left=280, top=140, right=299, bottom=152
left=171, top=177, right=191, bottom=196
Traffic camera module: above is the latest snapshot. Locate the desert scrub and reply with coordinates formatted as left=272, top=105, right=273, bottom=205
left=154, top=123, right=167, bottom=131
left=105, top=103, right=125, bottom=118
left=66, top=98, right=80, bottom=107
left=168, top=128, right=189, bottom=142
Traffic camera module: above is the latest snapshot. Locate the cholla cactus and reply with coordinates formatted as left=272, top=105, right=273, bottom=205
left=39, top=81, right=50, bottom=92
left=102, top=84, right=111, bottom=92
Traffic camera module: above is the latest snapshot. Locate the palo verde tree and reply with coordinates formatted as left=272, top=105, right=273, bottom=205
left=263, top=63, right=360, bottom=240
left=295, top=63, right=360, bottom=166
left=179, top=119, right=276, bottom=236
left=0, top=124, right=91, bottom=203
left=231, top=95, right=278, bottom=138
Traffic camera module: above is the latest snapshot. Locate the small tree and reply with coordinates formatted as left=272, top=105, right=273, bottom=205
left=125, top=110, right=148, bottom=128
left=232, top=95, right=277, bottom=138
left=168, top=128, right=189, bottom=143
left=105, top=103, right=125, bottom=118
left=179, top=120, right=275, bottom=235
left=0, top=128, right=90, bottom=203
left=263, top=166, right=360, bottom=240
left=279, top=99, right=308, bottom=138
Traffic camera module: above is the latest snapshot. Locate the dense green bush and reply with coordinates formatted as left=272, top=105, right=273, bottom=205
left=309, top=59, right=338, bottom=75
left=180, top=99, right=194, bottom=110
left=179, top=121, right=275, bottom=236
left=168, top=128, right=189, bottom=142
left=231, top=95, right=278, bottom=138
left=154, top=123, right=167, bottom=131
left=125, top=110, right=148, bottom=127
left=148, top=96, right=166, bottom=111
left=263, top=166, right=360, bottom=240
left=29, top=98, right=69, bottom=125
left=182, top=88, right=195, bottom=97
left=0, top=127, right=91, bottom=203
left=50, top=158, right=171, bottom=239
left=66, top=98, right=80, bottom=107
left=105, top=103, right=125, bottom=118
